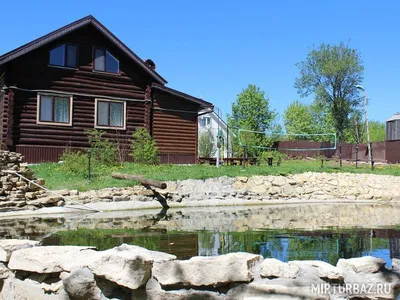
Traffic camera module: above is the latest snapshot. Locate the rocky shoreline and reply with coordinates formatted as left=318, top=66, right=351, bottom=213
left=57, top=172, right=400, bottom=209
left=0, top=239, right=398, bottom=299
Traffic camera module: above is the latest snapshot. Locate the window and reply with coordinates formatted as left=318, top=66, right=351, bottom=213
left=200, top=116, right=211, bottom=128
left=95, top=99, right=126, bottom=129
left=94, top=47, right=119, bottom=73
left=49, top=44, right=78, bottom=68
left=37, top=94, right=73, bottom=126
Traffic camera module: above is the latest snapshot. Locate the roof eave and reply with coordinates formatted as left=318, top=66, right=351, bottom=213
left=152, top=83, right=213, bottom=108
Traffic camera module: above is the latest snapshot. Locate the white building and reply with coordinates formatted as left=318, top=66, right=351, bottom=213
left=198, top=111, right=232, bottom=158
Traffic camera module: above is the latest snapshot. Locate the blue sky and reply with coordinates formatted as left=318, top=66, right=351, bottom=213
left=1, top=0, right=399, bottom=123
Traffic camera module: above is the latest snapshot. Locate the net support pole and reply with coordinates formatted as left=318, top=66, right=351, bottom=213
left=216, top=147, right=220, bottom=168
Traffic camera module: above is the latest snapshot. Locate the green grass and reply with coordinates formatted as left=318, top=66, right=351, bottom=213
left=30, top=160, right=400, bottom=192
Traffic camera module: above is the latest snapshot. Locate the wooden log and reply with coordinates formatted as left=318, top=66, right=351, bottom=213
left=111, top=173, right=167, bottom=189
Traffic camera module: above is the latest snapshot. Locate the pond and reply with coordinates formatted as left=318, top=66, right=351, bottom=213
left=1, top=203, right=399, bottom=267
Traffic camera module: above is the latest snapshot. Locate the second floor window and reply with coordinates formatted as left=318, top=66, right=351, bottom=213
left=49, top=44, right=78, bottom=68
left=200, top=117, right=211, bottom=128
left=94, top=47, right=119, bottom=73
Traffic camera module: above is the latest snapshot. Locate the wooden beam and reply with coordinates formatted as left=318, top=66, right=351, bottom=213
left=111, top=173, right=167, bottom=189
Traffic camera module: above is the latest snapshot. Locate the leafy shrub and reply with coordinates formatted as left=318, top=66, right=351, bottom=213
left=60, top=150, right=88, bottom=176
left=259, top=151, right=287, bottom=165
left=85, top=129, right=118, bottom=166
left=198, top=130, right=216, bottom=157
left=130, top=128, right=159, bottom=164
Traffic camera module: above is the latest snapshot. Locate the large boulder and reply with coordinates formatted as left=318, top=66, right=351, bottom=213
left=61, top=267, right=106, bottom=300
left=337, top=256, right=386, bottom=274
left=8, top=246, right=98, bottom=273
left=260, top=258, right=299, bottom=279
left=0, top=239, right=39, bottom=262
left=342, top=269, right=400, bottom=299
left=89, top=244, right=176, bottom=290
left=152, top=252, right=262, bottom=287
left=289, top=260, right=344, bottom=281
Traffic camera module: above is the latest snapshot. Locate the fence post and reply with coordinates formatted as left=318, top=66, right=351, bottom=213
left=355, top=145, right=358, bottom=169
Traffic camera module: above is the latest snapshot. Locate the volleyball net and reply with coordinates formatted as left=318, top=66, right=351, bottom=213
left=237, top=129, right=337, bottom=151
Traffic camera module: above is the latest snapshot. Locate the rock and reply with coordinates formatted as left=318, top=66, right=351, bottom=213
left=0, top=277, right=69, bottom=300
left=260, top=258, right=299, bottom=279
left=226, top=281, right=329, bottom=300
left=145, top=277, right=225, bottom=300
left=112, top=195, right=130, bottom=202
left=272, top=177, right=287, bottom=187
left=343, top=269, right=400, bottom=299
left=337, top=256, right=386, bottom=274
left=0, top=239, right=39, bottom=262
left=69, top=190, right=79, bottom=196
left=237, top=176, right=248, bottom=183
left=289, top=260, right=344, bottom=281
left=251, top=185, right=266, bottom=194
left=25, top=192, right=38, bottom=200
left=0, top=262, right=12, bottom=279
left=61, top=267, right=106, bottom=300
left=26, top=196, right=63, bottom=207
left=89, top=244, right=176, bottom=290
left=153, top=252, right=262, bottom=287
left=268, top=187, right=281, bottom=195
left=393, top=258, right=400, bottom=272
left=8, top=246, right=98, bottom=273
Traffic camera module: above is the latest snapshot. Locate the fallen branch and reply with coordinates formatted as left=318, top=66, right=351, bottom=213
left=111, top=173, right=167, bottom=189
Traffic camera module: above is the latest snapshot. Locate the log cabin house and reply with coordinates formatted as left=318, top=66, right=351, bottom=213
left=0, top=15, right=213, bottom=164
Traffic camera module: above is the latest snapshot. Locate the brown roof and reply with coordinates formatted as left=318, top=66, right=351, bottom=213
left=0, top=15, right=167, bottom=85
left=152, top=83, right=213, bottom=108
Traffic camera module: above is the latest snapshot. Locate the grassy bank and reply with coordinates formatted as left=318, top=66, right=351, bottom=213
left=30, top=160, right=400, bottom=192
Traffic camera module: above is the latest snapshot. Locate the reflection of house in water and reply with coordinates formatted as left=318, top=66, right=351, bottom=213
left=160, top=234, right=198, bottom=260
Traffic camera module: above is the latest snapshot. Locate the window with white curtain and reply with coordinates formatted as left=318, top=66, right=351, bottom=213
left=95, top=99, right=126, bottom=129
left=37, top=94, right=73, bottom=126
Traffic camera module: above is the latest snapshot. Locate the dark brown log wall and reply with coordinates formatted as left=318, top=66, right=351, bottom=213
left=0, top=91, right=6, bottom=146
left=5, top=24, right=150, bottom=161
left=152, top=91, right=199, bottom=164
left=12, top=89, right=145, bottom=159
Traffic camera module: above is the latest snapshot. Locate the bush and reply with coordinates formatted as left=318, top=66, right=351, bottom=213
left=85, top=129, right=118, bottom=166
left=60, top=150, right=88, bottom=176
left=130, top=128, right=159, bottom=164
left=198, top=130, right=216, bottom=157
left=259, top=151, right=287, bottom=165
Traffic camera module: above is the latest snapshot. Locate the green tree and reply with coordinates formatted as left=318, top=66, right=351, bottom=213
left=283, top=100, right=334, bottom=142
left=284, top=101, right=315, bottom=137
left=228, top=84, right=277, bottom=156
left=365, top=121, right=385, bottom=142
left=130, top=128, right=159, bottom=164
left=198, top=130, right=216, bottom=157
left=295, top=43, right=364, bottom=163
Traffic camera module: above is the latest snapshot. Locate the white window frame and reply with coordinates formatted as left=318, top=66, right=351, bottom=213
left=94, top=98, right=126, bottom=130
left=36, top=93, right=73, bottom=126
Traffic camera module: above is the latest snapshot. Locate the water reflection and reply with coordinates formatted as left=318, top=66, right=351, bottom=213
left=0, top=203, right=398, bottom=266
